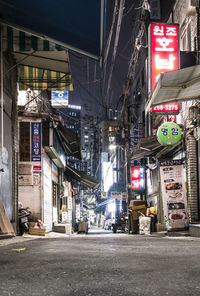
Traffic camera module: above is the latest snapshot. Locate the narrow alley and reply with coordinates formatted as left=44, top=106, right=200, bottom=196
left=0, top=230, right=200, bottom=296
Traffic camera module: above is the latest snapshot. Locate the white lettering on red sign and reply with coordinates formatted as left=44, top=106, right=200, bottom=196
left=131, top=167, right=145, bottom=190
left=152, top=103, right=179, bottom=112
left=150, top=23, right=179, bottom=90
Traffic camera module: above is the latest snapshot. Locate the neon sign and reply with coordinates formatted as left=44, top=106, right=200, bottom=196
left=149, top=23, right=179, bottom=91
left=131, top=167, right=145, bottom=190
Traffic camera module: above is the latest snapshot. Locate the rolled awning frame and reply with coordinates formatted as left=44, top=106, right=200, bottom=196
left=131, top=136, right=184, bottom=161
left=65, top=164, right=100, bottom=190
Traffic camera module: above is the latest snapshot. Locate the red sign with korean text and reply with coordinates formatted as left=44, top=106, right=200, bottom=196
left=152, top=102, right=179, bottom=112
left=131, top=167, right=145, bottom=190
left=150, top=23, right=179, bottom=91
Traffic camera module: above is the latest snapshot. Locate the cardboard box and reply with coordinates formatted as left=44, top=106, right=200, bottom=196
left=78, top=222, right=88, bottom=233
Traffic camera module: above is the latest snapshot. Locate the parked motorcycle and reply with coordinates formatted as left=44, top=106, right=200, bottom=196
left=18, top=206, right=32, bottom=235
left=112, top=211, right=128, bottom=233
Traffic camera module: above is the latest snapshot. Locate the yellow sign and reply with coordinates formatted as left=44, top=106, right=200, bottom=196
left=101, top=192, right=108, bottom=199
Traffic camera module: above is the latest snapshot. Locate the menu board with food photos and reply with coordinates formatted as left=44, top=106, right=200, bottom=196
left=160, top=161, right=188, bottom=229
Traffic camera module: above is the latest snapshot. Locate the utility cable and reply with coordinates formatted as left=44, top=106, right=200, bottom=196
left=102, top=0, right=119, bottom=93
left=104, top=0, right=125, bottom=109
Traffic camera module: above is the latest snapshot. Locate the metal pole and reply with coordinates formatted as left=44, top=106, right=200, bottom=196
left=123, top=90, right=132, bottom=233
left=1, top=25, right=3, bottom=152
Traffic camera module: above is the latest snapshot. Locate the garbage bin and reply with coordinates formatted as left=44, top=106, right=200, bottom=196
left=139, top=216, right=151, bottom=235
left=78, top=222, right=88, bottom=233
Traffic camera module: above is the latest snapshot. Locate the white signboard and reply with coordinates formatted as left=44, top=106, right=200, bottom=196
left=160, top=161, right=188, bottom=229
left=76, top=204, right=81, bottom=220
left=68, top=197, right=72, bottom=210
left=111, top=192, right=127, bottom=200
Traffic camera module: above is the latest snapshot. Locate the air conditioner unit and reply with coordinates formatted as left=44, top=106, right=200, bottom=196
left=190, top=0, right=199, bottom=7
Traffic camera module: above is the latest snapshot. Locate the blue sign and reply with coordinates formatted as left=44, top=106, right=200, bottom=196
left=140, top=168, right=145, bottom=190
left=51, top=89, right=68, bottom=108
left=31, top=122, right=41, bottom=161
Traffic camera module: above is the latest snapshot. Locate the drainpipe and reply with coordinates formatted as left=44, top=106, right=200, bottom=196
left=186, top=134, right=198, bottom=222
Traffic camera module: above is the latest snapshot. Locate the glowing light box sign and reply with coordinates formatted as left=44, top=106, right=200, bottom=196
left=152, top=102, right=179, bottom=113
left=157, top=122, right=181, bottom=146
left=149, top=23, right=179, bottom=91
left=131, top=167, right=145, bottom=190
left=51, top=89, right=68, bottom=108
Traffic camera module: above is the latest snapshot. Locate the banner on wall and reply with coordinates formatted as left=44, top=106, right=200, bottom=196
left=160, top=160, right=188, bottom=229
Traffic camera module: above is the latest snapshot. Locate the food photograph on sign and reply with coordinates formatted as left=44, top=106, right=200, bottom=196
left=160, top=162, right=189, bottom=229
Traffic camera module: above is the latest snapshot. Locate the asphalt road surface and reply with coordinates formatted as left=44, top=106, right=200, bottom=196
left=0, top=228, right=200, bottom=296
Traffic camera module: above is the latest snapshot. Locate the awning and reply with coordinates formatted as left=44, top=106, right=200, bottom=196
left=14, top=51, right=70, bottom=73
left=18, top=65, right=73, bottom=91
left=0, top=0, right=106, bottom=60
left=2, top=26, right=73, bottom=90
left=96, top=198, right=113, bottom=211
left=145, top=65, right=200, bottom=115
left=57, top=124, right=81, bottom=160
left=65, top=164, right=100, bottom=190
left=132, top=136, right=183, bottom=161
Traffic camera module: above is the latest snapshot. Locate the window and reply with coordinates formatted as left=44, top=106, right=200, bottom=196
left=19, top=122, right=30, bottom=161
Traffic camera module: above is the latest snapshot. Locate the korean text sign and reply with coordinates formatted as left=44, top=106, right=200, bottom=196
left=149, top=23, right=179, bottom=91
left=160, top=162, right=188, bottom=230
left=51, top=89, right=68, bottom=108
left=131, top=167, right=145, bottom=190
left=157, top=122, right=181, bottom=146
left=31, top=122, right=41, bottom=161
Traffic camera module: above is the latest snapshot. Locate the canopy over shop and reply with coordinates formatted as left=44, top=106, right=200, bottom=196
left=145, top=64, right=200, bottom=114
left=131, top=136, right=183, bottom=161
left=0, top=0, right=106, bottom=60
left=65, top=165, right=100, bottom=190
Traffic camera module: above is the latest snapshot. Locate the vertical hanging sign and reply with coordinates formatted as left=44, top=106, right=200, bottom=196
left=31, top=122, right=41, bottom=161
left=131, top=167, right=145, bottom=190
left=149, top=23, right=179, bottom=91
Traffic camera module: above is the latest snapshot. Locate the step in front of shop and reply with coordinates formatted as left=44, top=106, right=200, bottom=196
left=189, top=224, right=200, bottom=237
left=53, top=223, right=72, bottom=235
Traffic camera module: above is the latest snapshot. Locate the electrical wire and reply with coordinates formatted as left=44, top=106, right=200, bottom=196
left=102, top=0, right=119, bottom=93
left=104, top=0, right=125, bottom=109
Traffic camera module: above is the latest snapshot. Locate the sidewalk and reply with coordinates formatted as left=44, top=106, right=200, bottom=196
left=0, top=232, right=71, bottom=247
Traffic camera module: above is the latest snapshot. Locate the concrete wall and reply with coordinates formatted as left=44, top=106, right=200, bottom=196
left=0, top=52, right=17, bottom=222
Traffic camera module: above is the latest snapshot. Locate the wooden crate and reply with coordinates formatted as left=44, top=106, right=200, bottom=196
left=29, top=222, right=46, bottom=236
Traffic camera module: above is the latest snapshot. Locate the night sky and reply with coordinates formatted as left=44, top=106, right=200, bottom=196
left=68, top=0, right=139, bottom=119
